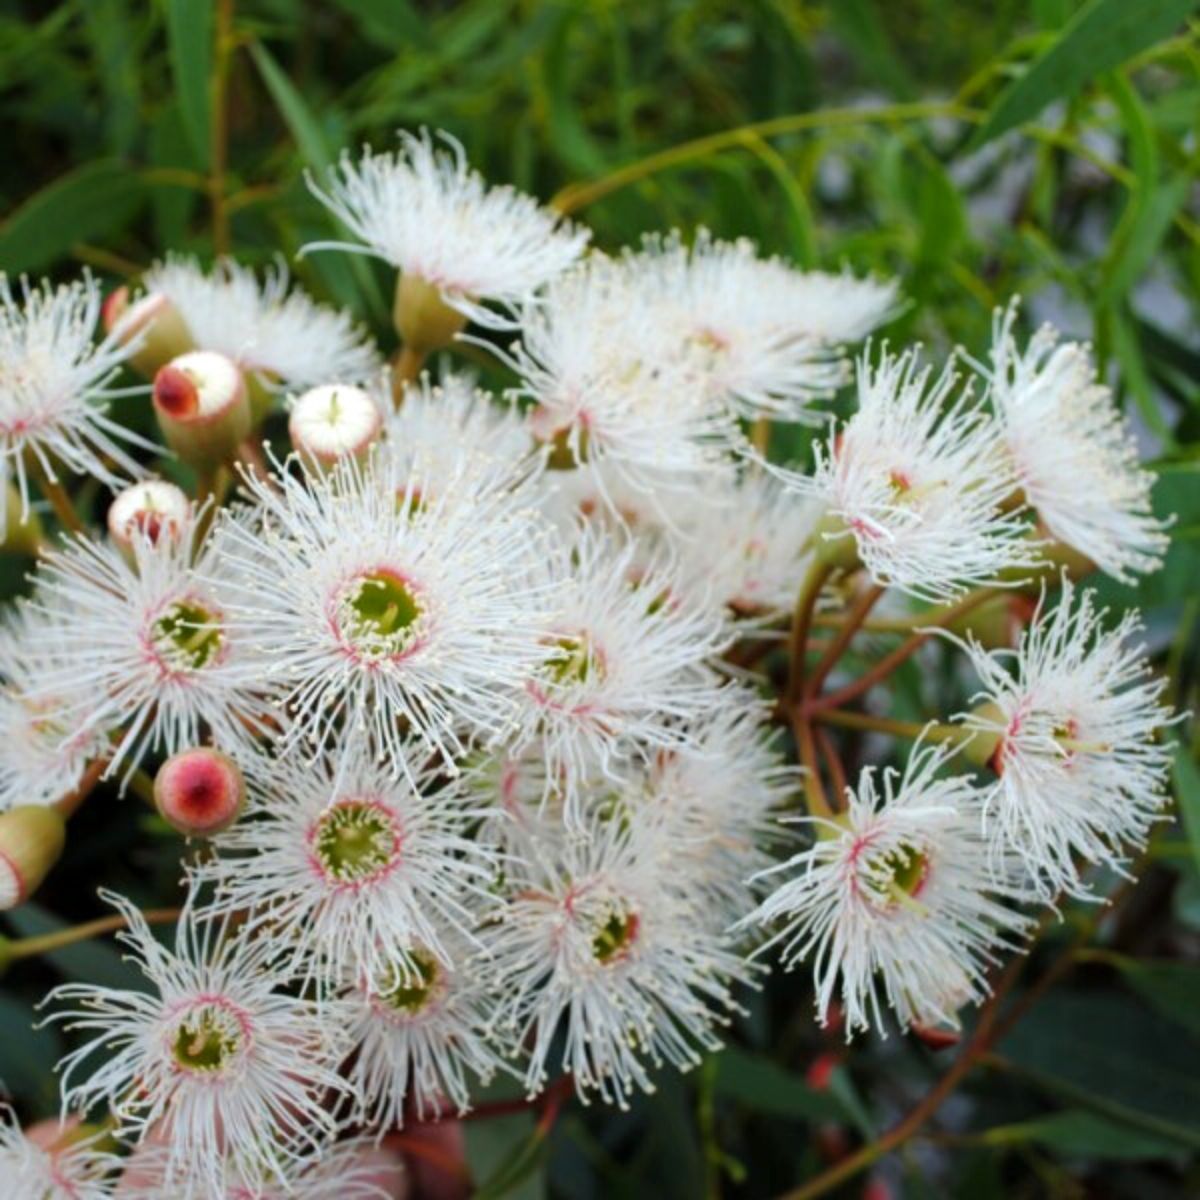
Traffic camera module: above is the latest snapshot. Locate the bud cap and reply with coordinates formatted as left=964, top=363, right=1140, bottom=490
left=289, top=384, right=382, bottom=466
left=154, top=748, right=245, bottom=837
left=107, top=480, right=191, bottom=550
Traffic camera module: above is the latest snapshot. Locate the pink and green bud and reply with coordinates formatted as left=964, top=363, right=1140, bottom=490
left=0, top=805, right=66, bottom=910
left=153, top=351, right=251, bottom=470
left=154, top=748, right=245, bottom=837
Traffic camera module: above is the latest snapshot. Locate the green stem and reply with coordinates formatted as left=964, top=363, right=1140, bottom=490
left=805, top=584, right=884, bottom=700
left=5, top=907, right=181, bottom=962
left=816, top=709, right=971, bottom=747
left=786, top=561, right=834, bottom=708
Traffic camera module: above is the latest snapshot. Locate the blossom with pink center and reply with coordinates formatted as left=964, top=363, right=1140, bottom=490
left=743, top=743, right=1032, bottom=1037
left=207, top=450, right=554, bottom=780
left=955, top=578, right=1176, bottom=897
left=0, top=1106, right=118, bottom=1199
left=485, top=816, right=754, bottom=1107
left=192, top=738, right=496, bottom=993
left=45, top=891, right=352, bottom=1198
left=20, top=510, right=267, bottom=783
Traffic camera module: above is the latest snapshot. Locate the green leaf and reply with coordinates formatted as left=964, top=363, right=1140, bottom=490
left=971, top=0, right=1200, bottom=148
left=712, top=1046, right=848, bottom=1123
left=248, top=40, right=331, bottom=171
left=982, top=1110, right=1187, bottom=1160
left=0, top=160, right=144, bottom=274
left=999, top=990, right=1200, bottom=1148
left=329, top=0, right=430, bottom=46
left=1104, top=954, right=1200, bottom=1040
left=4, top=901, right=146, bottom=991
left=0, top=994, right=62, bottom=1113
left=164, top=0, right=213, bottom=169
left=830, top=0, right=916, bottom=99
left=1173, top=743, right=1200, bottom=875
left=80, top=0, right=140, bottom=156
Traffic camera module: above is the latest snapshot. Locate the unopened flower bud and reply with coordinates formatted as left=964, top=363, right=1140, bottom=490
left=0, top=806, right=66, bottom=910
left=153, top=351, right=251, bottom=470
left=107, top=480, right=191, bottom=554
left=2, top=483, right=42, bottom=555
left=393, top=273, right=468, bottom=357
left=154, top=748, right=245, bottom=837
left=103, top=286, right=193, bottom=378
left=289, top=384, right=382, bottom=468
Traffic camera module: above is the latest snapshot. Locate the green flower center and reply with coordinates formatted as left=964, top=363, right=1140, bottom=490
left=379, top=950, right=440, bottom=1015
left=312, top=799, right=399, bottom=884
left=340, top=569, right=423, bottom=657
left=544, top=634, right=599, bottom=685
left=864, top=842, right=929, bottom=910
left=171, top=1004, right=244, bottom=1074
left=151, top=599, right=224, bottom=671
left=591, top=907, right=640, bottom=964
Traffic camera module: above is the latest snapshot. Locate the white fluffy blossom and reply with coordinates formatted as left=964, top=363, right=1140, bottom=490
left=24, top=515, right=267, bottom=781
left=45, top=892, right=352, bottom=1198
left=956, top=579, right=1175, bottom=897
left=144, top=255, right=382, bottom=391
left=744, top=743, right=1031, bottom=1037
left=209, top=452, right=554, bottom=778
left=984, top=301, right=1167, bottom=581
left=0, top=605, right=108, bottom=810
left=486, top=817, right=753, bottom=1106
left=385, top=372, right=536, bottom=503
left=502, top=254, right=736, bottom=498
left=344, top=923, right=507, bottom=1128
left=305, top=129, right=589, bottom=327
left=0, top=1106, right=118, bottom=1200
left=193, top=739, right=495, bottom=991
left=626, top=231, right=893, bottom=422
left=788, top=348, right=1035, bottom=600
left=0, top=273, right=152, bottom=525
left=517, top=526, right=731, bottom=815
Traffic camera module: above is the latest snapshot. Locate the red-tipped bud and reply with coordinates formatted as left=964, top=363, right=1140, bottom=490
left=107, top=481, right=191, bottom=554
left=805, top=1051, right=839, bottom=1092
left=289, top=384, right=383, bottom=468
left=154, top=749, right=245, bottom=837
left=910, top=1020, right=962, bottom=1051
left=153, top=351, right=250, bottom=470
left=0, top=806, right=66, bottom=910
left=104, top=287, right=194, bottom=378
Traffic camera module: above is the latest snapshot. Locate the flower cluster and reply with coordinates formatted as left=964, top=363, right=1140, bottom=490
left=0, top=128, right=1177, bottom=1195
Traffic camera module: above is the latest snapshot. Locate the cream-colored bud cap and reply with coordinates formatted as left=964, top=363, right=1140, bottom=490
left=289, top=384, right=382, bottom=467
left=107, top=480, right=191, bottom=550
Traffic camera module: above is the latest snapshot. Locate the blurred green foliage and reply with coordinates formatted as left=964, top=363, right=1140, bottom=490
left=1, top=1, right=1198, bottom=1196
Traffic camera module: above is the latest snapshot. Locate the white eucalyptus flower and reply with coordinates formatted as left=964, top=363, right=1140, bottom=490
left=45, top=892, right=352, bottom=1198
left=627, top=231, right=890, bottom=422
left=209, top=452, right=554, bottom=778
left=385, top=372, right=536, bottom=504
left=115, top=1134, right=402, bottom=1199
left=503, top=254, right=736, bottom=498
left=193, top=740, right=495, bottom=991
left=956, top=579, right=1175, bottom=897
left=517, top=526, right=731, bottom=816
left=0, top=605, right=108, bottom=810
left=744, top=743, right=1031, bottom=1037
left=0, top=272, right=153, bottom=526
left=305, top=129, right=588, bottom=327
left=23, top=515, right=266, bottom=782
left=144, top=255, right=382, bottom=392
left=344, top=924, right=507, bottom=1128
left=786, top=348, right=1035, bottom=601
left=984, top=301, right=1167, bottom=581
left=0, top=1106, right=118, bottom=1200
left=487, top=818, right=754, bottom=1107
